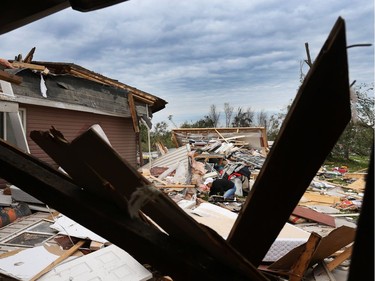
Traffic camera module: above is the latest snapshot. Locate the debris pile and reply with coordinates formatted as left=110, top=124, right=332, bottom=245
left=141, top=133, right=267, bottom=199
left=0, top=17, right=371, bottom=281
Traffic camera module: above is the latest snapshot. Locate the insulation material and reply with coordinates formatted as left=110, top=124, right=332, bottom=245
left=40, top=74, right=47, bottom=98
left=186, top=202, right=310, bottom=261
left=172, top=161, right=187, bottom=184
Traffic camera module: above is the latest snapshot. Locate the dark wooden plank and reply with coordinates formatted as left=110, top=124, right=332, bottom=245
left=348, top=147, right=374, bottom=281
left=227, top=17, right=351, bottom=266
left=0, top=1, right=69, bottom=35
left=292, top=206, right=336, bottom=227
left=30, top=127, right=268, bottom=281
left=0, top=138, right=263, bottom=281
left=29, top=128, right=130, bottom=215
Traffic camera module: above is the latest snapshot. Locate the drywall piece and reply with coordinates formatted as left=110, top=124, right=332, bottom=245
left=0, top=245, right=61, bottom=280
left=187, top=202, right=238, bottom=239
left=186, top=202, right=310, bottom=261
left=0, top=191, right=12, bottom=206
left=50, top=214, right=108, bottom=244
left=39, top=244, right=152, bottom=281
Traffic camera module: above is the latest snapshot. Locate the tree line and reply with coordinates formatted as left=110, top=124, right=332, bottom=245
left=141, top=82, right=373, bottom=163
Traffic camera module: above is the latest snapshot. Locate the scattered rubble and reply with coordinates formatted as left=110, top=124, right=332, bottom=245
left=0, top=17, right=372, bottom=281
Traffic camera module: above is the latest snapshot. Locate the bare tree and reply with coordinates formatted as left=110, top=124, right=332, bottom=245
left=245, top=107, right=255, bottom=126
left=224, top=102, right=234, bottom=127
left=232, top=107, right=253, bottom=127
left=167, top=115, right=178, bottom=128
left=256, top=110, right=268, bottom=130
left=207, top=104, right=221, bottom=127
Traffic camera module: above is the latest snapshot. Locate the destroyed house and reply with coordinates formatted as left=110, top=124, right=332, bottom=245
left=0, top=60, right=167, bottom=182
left=0, top=2, right=373, bottom=279
left=171, top=127, right=269, bottom=154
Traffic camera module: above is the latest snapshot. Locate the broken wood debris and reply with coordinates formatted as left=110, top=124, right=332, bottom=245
left=0, top=128, right=267, bottom=280
left=0, top=16, right=370, bottom=280
left=227, top=17, right=352, bottom=267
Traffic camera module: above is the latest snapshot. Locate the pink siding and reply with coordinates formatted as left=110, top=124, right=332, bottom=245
left=23, top=104, right=137, bottom=168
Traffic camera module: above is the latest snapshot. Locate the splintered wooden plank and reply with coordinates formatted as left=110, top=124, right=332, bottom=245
left=29, top=128, right=130, bottom=215
left=128, top=93, right=140, bottom=133
left=227, top=17, right=351, bottom=266
left=0, top=138, right=263, bottom=281
left=30, top=240, right=86, bottom=281
left=268, top=226, right=356, bottom=271
left=292, top=206, right=336, bottom=227
left=289, top=232, right=321, bottom=281
left=326, top=245, right=353, bottom=271
left=70, top=128, right=267, bottom=280
left=30, top=128, right=267, bottom=281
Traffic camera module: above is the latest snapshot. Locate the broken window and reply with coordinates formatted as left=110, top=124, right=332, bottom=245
left=0, top=108, right=26, bottom=145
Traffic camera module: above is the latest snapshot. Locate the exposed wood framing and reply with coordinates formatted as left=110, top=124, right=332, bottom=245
left=227, top=17, right=351, bottom=266
left=128, top=93, right=140, bottom=133
left=67, top=68, right=158, bottom=105
left=11, top=61, right=49, bottom=74
left=30, top=61, right=166, bottom=113
left=172, top=127, right=268, bottom=152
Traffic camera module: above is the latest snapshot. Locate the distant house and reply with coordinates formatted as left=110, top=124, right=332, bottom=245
left=0, top=60, right=167, bottom=182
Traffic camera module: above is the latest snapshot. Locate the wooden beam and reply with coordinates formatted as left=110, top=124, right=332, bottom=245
left=30, top=127, right=267, bottom=281
left=128, top=93, right=140, bottom=133
left=11, top=61, right=49, bottom=74
left=24, top=47, right=36, bottom=63
left=227, top=17, right=351, bottom=266
left=289, top=232, right=321, bottom=281
left=326, top=245, right=353, bottom=271
left=0, top=70, right=23, bottom=85
left=0, top=136, right=265, bottom=281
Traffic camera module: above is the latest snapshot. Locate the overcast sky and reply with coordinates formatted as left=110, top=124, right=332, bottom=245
left=1, top=0, right=374, bottom=128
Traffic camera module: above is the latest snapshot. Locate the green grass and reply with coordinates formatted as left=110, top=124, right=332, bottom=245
left=322, top=155, right=370, bottom=187
left=324, top=155, right=370, bottom=173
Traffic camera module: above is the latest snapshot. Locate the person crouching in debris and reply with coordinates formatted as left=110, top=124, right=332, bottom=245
left=204, top=177, right=236, bottom=200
